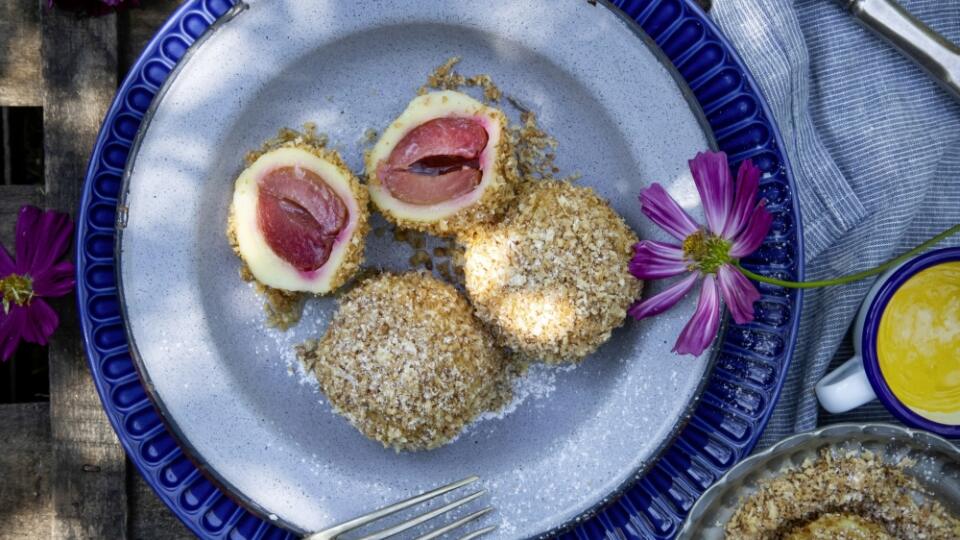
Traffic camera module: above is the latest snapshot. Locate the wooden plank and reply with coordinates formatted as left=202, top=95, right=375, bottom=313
left=0, top=0, right=42, bottom=106
left=0, top=403, right=53, bottom=539
left=0, top=184, right=44, bottom=250
left=118, top=0, right=182, bottom=76
left=128, top=469, right=193, bottom=540
left=41, top=7, right=127, bottom=540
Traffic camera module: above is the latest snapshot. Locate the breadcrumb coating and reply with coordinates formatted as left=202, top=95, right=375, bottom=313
left=462, top=180, right=641, bottom=363
left=297, top=272, right=511, bottom=451
left=726, top=450, right=960, bottom=539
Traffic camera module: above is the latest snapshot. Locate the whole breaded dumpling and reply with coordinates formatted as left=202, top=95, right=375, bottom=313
left=297, top=272, right=509, bottom=451
left=462, top=180, right=642, bottom=363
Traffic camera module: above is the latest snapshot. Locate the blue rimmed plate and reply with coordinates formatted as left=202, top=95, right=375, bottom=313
left=77, top=1, right=803, bottom=538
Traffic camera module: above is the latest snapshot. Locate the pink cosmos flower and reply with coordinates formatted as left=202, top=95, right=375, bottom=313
left=0, top=206, right=75, bottom=362
left=629, top=151, right=772, bottom=356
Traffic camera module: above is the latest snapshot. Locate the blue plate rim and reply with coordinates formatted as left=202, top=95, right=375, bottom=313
left=76, top=1, right=805, bottom=538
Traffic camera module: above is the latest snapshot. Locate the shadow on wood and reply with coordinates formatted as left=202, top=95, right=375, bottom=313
left=0, top=403, right=52, bottom=539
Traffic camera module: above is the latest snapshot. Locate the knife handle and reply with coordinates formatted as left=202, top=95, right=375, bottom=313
left=845, top=0, right=960, bottom=102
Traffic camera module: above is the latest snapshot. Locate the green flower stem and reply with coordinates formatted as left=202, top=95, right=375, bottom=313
left=733, top=223, right=960, bottom=289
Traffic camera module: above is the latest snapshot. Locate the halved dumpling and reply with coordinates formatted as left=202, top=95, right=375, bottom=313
left=365, top=90, right=518, bottom=235
left=230, top=145, right=368, bottom=294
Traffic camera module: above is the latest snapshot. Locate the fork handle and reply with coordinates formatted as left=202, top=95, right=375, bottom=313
left=843, top=0, right=960, bottom=102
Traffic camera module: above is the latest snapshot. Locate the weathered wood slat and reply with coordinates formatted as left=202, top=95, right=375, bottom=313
left=0, top=0, right=43, bottom=106
left=0, top=403, right=53, bottom=539
left=128, top=468, right=193, bottom=539
left=41, top=7, right=127, bottom=540
left=0, top=184, right=44, bottom=250
left=118, top=0, right=182, bottom=75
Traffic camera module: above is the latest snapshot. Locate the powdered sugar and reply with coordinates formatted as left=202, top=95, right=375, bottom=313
left=476, top=361, right=577, bottom=421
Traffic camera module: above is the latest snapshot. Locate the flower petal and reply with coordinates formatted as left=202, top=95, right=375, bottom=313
left=673, top=274, right=721, bottom=356
left=20, top=299, right=58, bottom=346
left=0, top=243, right=14, bottom=276
left=721, top=159, right=761, bottom=239
left=15, top=206, right=74, bottom=276
left=13, top=206, right=40, bottom=273
left=629, top=240, right=688, bottom=280
left=640, top=183, right=699, bottom=241
left=31, top=260, right=76, bottom=298
left=628, top=272, right=699, bottom=321
left=729, top=201, right=773, bottom=258
left=717, top=263, right=761, bottom=324
left=689, top=151, right=733, bottom=236
left=0, top=306, right=26, bottom=362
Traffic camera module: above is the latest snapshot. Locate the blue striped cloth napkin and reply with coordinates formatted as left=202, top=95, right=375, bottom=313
left=708, top=0, right=960, bottom=447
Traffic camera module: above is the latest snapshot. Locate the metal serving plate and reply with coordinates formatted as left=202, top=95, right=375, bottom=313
left=679, top=423, right=960, bottom=539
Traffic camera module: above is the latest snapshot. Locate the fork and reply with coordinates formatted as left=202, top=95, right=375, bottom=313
left=303, top=476, right=496, bottom=540
left=839, top=0, right=960, bottom=102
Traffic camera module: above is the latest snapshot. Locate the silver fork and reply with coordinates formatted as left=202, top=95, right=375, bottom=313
left=303, top=476, right=496, bottom=540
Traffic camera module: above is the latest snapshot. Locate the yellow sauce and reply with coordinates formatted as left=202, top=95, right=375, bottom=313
left=877, top=261, right=960, bottom=424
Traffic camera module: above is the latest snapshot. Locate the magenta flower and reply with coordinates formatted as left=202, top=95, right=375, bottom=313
left=0, top=206, right=75, bottom=362
left=629, top=151, right=772, bottom=356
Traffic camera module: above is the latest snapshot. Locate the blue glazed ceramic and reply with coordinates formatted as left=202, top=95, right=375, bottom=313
left=77, top=1, right=804, bottom=538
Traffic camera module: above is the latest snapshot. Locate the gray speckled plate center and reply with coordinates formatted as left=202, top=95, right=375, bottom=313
left=119, top=1, right=714, bottom=537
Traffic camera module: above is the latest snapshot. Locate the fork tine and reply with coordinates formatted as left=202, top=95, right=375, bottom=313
left=458, top=524, right=498, bottom=540
left=304, top=476, right=479, bottom=540
left=356, top=490, right=486, bottom=540
left=414, top=507, right=495, bottom=540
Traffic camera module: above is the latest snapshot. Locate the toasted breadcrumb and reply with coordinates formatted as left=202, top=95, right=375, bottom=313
left=462, top=180, right=641, bottom=363
left=726, top=449, right=960, bottom=539
left=297, top=272, right=511, bottom=451
left=784, top=513, right=894, bottom=540
left=420, top=56, right=502, bottom=102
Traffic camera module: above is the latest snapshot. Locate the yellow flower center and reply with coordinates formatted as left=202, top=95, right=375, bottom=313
left=683, top=230, right=731, bottom=274
left=0, top=274, right=34, bottom=313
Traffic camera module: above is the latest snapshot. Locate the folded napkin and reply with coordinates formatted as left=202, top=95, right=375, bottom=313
left=709, top=0, right=960, bottom=447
